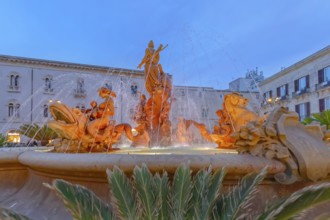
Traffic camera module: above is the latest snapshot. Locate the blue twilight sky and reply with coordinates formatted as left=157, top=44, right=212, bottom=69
left=0, top=1, right=329, bottom=89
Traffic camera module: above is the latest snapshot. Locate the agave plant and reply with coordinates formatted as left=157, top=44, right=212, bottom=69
left=302, top=109, right=330, bottom=129
left=17, top=123, right=58, bottom=146
left=44, top=165, right=330, bottom=220
left=2, top=165, right=330, bottom=219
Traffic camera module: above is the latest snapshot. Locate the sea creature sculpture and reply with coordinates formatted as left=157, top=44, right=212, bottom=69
left=48, top=87, right=133, bottom=152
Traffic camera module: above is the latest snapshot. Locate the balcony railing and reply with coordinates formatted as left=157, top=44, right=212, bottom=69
left=315, top=81, right=330, bottom=90
left=44, top=88, right=54, bottom=94
left=292, top=88, right=310, bottom=98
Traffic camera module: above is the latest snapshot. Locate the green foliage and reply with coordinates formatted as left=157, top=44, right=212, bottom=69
left=42, top=164, right=330, bottom=220
left=50, top=180, right=115, bottom=220
left=257, top=182, right=330, bottom=219
left=215, top=167, right=267, bottom=220
left=0, top=207, right=31, bottom=220
left=0, top=133, right=6, bottom=146
left=302, top=109, right=330, bottom=129
left=17, top=123, right=58, bottom=145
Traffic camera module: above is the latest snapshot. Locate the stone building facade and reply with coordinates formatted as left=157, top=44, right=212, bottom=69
left=259, top=45, right=330, bottom=120
left=0, top=55, right=261, bottom=143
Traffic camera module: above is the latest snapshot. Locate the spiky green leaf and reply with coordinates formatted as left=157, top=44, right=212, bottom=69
left=257, top=183, right=330, bottom=220
left=154, top=172, right=170, bottom=220
left=217, top=167, right=267, bottom=220
left=107, top=167, right=138, bottom=220
left=171, top=164, right=192, bottom=220
left=133, top=164, right=157, bottom=220
left=51, top=180, right=114, bottom=220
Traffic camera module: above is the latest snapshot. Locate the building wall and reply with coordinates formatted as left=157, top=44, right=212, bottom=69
left=259, top=46, right=330, bottom=119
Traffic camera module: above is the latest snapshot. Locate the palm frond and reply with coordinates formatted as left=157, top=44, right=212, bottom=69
left=154, top=172, right=170, bottom=220
left=133, top=164, right=157, bottom=220
left=217, top=167, right=267, bottom=220
left=50, top=180, right=114, bottom=220
left=171, top=164, right=192, bottom=219
left=17, top=123, right=58, bottom=142
left=257, top=183, right=330, bottom=220
left=106, top=167, right=138, bottom=220
left=189, top=166, right=212, bottom=220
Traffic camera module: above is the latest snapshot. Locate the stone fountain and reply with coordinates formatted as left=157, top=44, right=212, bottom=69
left=0, top=41, right=330, bottom=219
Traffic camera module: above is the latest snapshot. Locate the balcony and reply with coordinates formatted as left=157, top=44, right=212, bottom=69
left=8, top=85, right=20, bottom=92
left=73, top=89, right=87, bottom=98
left=315, top=81, right=330, bottom=90
left=292, top=88, right=310, bottom=98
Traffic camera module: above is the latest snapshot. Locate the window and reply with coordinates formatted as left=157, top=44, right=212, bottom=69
left=319, top=97, right=330, bottom=112
left=105, top=82, right=112, bottom=91
left=263, top=90, right=272, bottom=103
left=8, top=72, right=20, bottom=91
left=74, top=78, right=86, bottom=97
left=8, top=101, right=20, bottom=118
left=44, top=76, right=53, bottom=92
left=294, top=75, right=309, bottom=92
left=131, top=84, right=138, bottom=96
left=318, top=66, right=330, bottom=84
left=295, top=102, right=310, bottom=121
left=77, top=79, right=84, bottom=93
left=43, top=104, right=49, bottom=117
left=129, top=108, right=134, bottom=119
left=202, top=107, right=208, bottom=118
left=75, top=103, right=86, bottom=112
left=276, top=84, right=289, bottom=99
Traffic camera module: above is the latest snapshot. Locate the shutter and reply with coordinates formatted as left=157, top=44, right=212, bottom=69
left=270, top=90, right=272, bottom=98
left=306, top=75, right=310, bottom=88
left=277, top=87, right=280, bottom=97
left=294, top=79, right=299, bottom=92
left=319, top=98, right=325, bottom=112
left=306, top=102, right=311, bottom=117
left=285, top=84, right=289, bottom=96
left=318, top=69, right=324, bottom=83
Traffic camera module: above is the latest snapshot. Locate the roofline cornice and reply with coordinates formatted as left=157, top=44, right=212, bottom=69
left=0, top=54, right=144, bottom=76
left=259, top=45, right=330, bottom=86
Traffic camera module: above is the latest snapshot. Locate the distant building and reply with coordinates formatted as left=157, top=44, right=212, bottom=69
left=259, top=45, right=330, bottom=120
left=229, top=67, right=264, bottom=92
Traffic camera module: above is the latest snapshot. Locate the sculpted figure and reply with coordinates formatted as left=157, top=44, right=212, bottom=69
left=137, top=40, right=168, bottom=94
left=48, top=86, right=133, bottom=152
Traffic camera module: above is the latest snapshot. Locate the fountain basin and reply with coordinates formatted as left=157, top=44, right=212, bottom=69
left=0, top=147, right=328, bottom=219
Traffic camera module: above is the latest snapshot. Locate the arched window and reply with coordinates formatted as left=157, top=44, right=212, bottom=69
left=8, top=101, right=20, bottom=118
left=131, top=83, right=138, bottom=96
left=8, top=103, right=14, bottom=117
left=14, top=75, right=19, bottom=87
left=8, top=73, right=20, bottom=91
left=15, top=104, right=20, bottom=118
left=10, top=75, right=14, bottom=87
left=77, top=79, right=84, bottom=93
left=43, top=104, right=49, bottom=117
